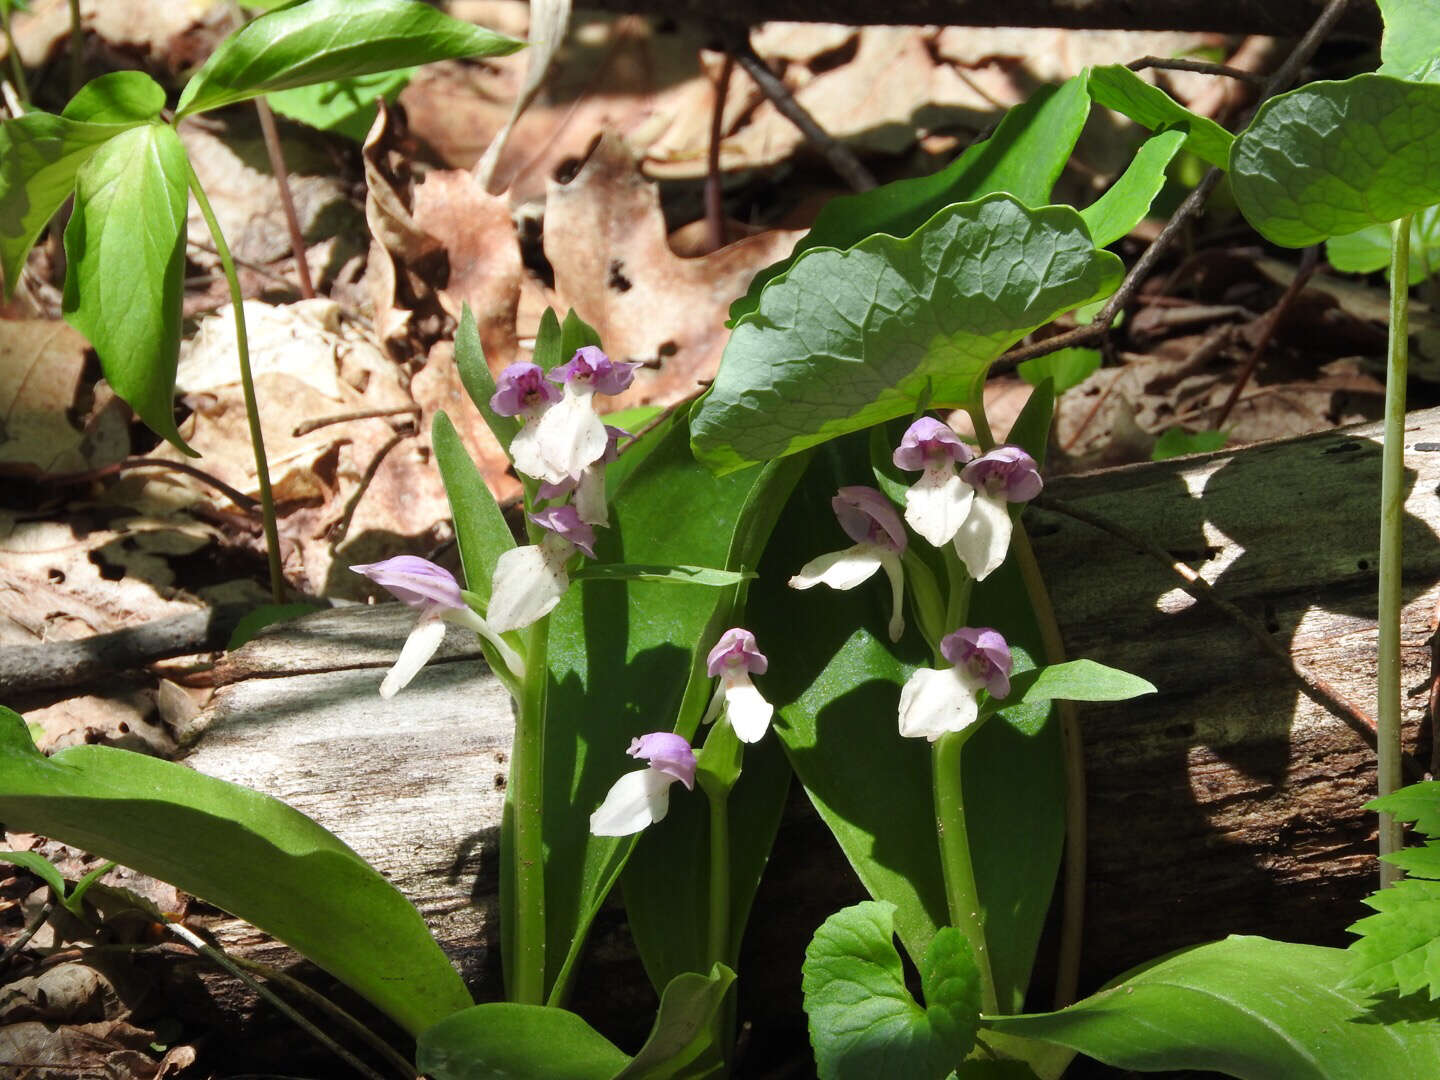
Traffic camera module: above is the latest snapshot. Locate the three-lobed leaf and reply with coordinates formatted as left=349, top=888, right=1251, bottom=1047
left=1087, top=65, right=1234, bottom=169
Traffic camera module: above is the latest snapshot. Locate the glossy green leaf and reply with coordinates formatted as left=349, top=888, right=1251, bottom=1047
left=454, top=303, right=519, bottom=453
left=987, top=936, right=1440, bottom=1077
left=1152, top=427, right=1228, bottom=460
left=729, top=75, right=1092, bottom=324
left=1087, top=65, right=1234, bottom=169
left=0, top=706, right=470, bottom=1034
left=803, top=901, right=979, bottom=1080
left=616, top=965, right=736, bottom=1079
left=62, top=71, right=166, bottom=124
left=1017, top=348, right=1100, bottom=395
left=175, top=0, right=523, bottom=119
left=692, top=195, right=1123, bottom=473
left=266, top=69, right=414, bottom=142
left=62, top=123, right=191, bottom=452
left=1231, top=75, right=1440, bottom=247
left=433, top=409, right=515, bottom=608
left=1377, top=0, right=1440, bottom=81
left=1080, top=127, right=1187, bottom=247
left=1004, top=659, right=1156, bottom=710
left=0, top=112, right=130, bottom=297
left=568, top=563, right=750, bottom=587
left=1326, top=206, right=1440, bottom=282
left=417, top=1003, right=630, bottom=1080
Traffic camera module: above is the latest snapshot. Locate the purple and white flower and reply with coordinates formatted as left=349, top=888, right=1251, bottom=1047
left=789, top=486, right=908, bottom=642
left=701, top=628, right=773, bottom=742
left=897, top=627, right=1012, bottom=741
left=510, top=347, right=638, bottom=485
left=537, top=426, right=627, bottom=526
left=486, top=505, right=595, bottom=633
left=490, top=362, right=561, bottom=419
left=589, top=732, right=697, bottom=836
left=892, top=417, right=975, bottom=547
left=951, top=445, right=1043, bottom=582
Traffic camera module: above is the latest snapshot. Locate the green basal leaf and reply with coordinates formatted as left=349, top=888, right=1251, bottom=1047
left=226, top=602, right=326, bottom=650
left=0, top=706, right=470, bottom=1034
left=1005, top=379, right=1056, bottom=468
left=729, top=74, right=1093, bottom=324
left=0, top=111, right=133, bottom=297
left=615, top=965, right=736, bottom=1079
left=66, top=861, right=117, bottom=916
left=1151, top=427, right=1227, bottom=461
left=1087, top=65, right=1234, bottom=169
left=568, top=563, right=751, bottom=587
left=266, top=69, right=414, bottom=142
left=533, top=306, right=564, bottom=370
left=175, top=0, right=523, bottom=119
left=987, top=936, right=1440, bottom=1078
left=61, top=71, right=166, bottom=124
left=1079, top=127, right=1187, bottom=247
left=802, top=901, right=979, bottom=1080
left=433, top=409, right=515, bottom=609
left=1017, top=348, right=1100, bottom=395
left=62, top=122, right=192, bottom=453
left=1377, top=0, right=1440, bottom=81
left=1004, top=659, right=1156, bottom=710
left=691, top=194, right=1123, bottom=473
left=0, top=849, right=70, bottom=904
left=560, top=307, right=604, bottom=361
left=1346, top=872, right=1440, bottom=1000
left=1327, top=206, right=1440, bottom=282
left=453, top=303, right=519, bottom=453
left=417, top=1003, right=631, bottom=1080
left=1368, top=780, right=1440, bottom=835
left=1231, top=75, right=1440, bottom=248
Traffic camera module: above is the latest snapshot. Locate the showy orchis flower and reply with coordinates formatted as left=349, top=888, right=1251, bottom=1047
left=897, top=626, right=1012, bottom=741
left=351, top=556, right=523, bottom=696
left=537, top=426, right=627, bottom=526
left=491, top=362, right=561, bottom=418
left=510, top=347, right=638, bottom=484
left=701, top=627, right=774, bottom=742
left=589, top=732, right=697, bottom=836
left=892, top=417, right=976, bottom=547
left=486, top=506, right=594, bottom=633
left=789, top=486, right=908, bottom=642
left=951, top=445, right=1043, bottom=582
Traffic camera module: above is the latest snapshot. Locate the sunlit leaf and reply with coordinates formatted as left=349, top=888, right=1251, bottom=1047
left=266, top=69, right=414, bottom=141
left=1080, top=127, right=1187, bottom=247
left=1088, top=65, right=1234, bottom=169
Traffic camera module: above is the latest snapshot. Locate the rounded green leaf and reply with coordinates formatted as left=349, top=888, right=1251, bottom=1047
left=1377, top=0, right=1440, bottom=81
left=1231, top=75, right=1440, bottom=247
left=691, top=194, right=1123, bottom=473
left=61, top=71, right=166, bottom=124
left=175, top=0, right=523, bottom=119
left=417, top=1003, right=630, bottom=1080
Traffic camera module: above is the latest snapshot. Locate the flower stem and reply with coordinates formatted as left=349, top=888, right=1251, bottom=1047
left=933, top=730, right=998, bottom=1014
left=706, top=787, right=731, bottom=970
left=2, top=4, right=29, bottom=106
left=511, top=613, right=550, bottom=1003
left=1378, top=214, right=1412, bottom=888
left=186, top=162, right=286, bottom=604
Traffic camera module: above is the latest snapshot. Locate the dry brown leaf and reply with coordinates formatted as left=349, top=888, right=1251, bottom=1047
left=0, top=1019, right=163, bottom=1080
left=410, top=340, right=522, bottom=508
left=24, top=690, right=175, bottom=756
left=544, top=134, right=801, bottom=408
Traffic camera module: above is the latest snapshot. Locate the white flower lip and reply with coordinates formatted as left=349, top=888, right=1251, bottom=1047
left=589, top=767, right=678, bottom=836
left=897, top=665, right=985, bottom=741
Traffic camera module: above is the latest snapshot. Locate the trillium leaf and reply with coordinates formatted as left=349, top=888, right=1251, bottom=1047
left=416, top=1003, right=630, bottom=1080
left=691, top=194, right=1123, bottom=474
left=1006, top=659, right=1156, bottom=708
left=61, top=71, right=167, bottom=124
left=1079, top=127, right=1187, bottom=248
left=62, top=122, right=192, bottom=453
left=987, top=936, right=1440, bottom=1078
left=432, top=410, right=515, bottom=609
left=1087, top=65, right=1234, bottom=169
left=1230, top=75, right=1440, bottom=248
left=0, top=706, right=470, bottom=1035
left=266, top=69, right=414, bottom=142
left=175, top=0, right=523, bottom=119
left=1377, top=0, right=1440, bottom=81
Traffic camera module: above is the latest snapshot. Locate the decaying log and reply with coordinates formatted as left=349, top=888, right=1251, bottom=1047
left=180, top=407, right=1437, bottom=1054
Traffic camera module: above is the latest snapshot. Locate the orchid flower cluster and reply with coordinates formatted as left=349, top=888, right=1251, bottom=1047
left=352, top=346, right=636, bottom=699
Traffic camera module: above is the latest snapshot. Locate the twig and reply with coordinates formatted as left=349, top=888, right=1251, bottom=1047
left=716, top=25, right=876, bottom=192
left=293, top=405, right=420, bottom=437
left=705, top=53, right=737, bottom=253
left=1212, top=246, right=1320, bottom=428
left=187, top=237, right=304, bottom=292
left=1127, top=56, right=1266, bottom=84
left=254, top=98, right=316, bottom=299
left=0, top=902, right=53, bottom=965
left=35, top=456, right=260, bottom=512
left=330, top=429, right=411, bottom=546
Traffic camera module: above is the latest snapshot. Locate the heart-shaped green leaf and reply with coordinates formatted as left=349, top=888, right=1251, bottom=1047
left=62, top=122, right=192, bottom=452
left=0, top=706, right=470, bottom=1034
left=1377, top=0, right=1440, bottom=81
left=1231, top=75, right=1440, bottom=247
left=691, top=194, right=1122, bottom=474
left=1087, top=65, right=1234, bottom=169
left=175, top=0, right=523, bottom=119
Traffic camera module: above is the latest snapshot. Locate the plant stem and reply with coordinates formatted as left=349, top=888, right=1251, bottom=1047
left=933, top=730, right=998, bottom=1015
left=253, top=96, right=316, bottom=299
left=1, top=4, right=29, bottom=105
left=186, top=162, right=287, bottom=605
left=510, top=614, right=550, bottom=1003
left=66, top=0, right=82, bottom=97
left=707, top=788, right=731, bottom=970
left=1378, top=213, right=1412, bottom=888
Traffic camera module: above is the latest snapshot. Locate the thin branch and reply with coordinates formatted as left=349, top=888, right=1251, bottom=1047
left=37, top=456, right=260, bottom=512
left=330, top=429, right=411, bottom=546
left=705, top=53, right=737, bottom=253
left=1127, top=56, right=1266, bottom=84
left=254, top=97, right=316, bottom=299
left=293, top=405, right=420, bottom=437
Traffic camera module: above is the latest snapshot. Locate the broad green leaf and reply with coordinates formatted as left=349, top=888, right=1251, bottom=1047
left=433, top=409, right=515, bottom=609
left=226, top=602, right=325, bottom=649
left=0, top=849, right=70, bottom=903
left=729, top=76, right=1093, bottom=324
left=1347, top=872, right=1440, bottom=999
left=802, top=901, right=979, bottom=1080
left=568, top=563, right=750, bottom=587
left=1388, top=845, right=1440, bottom=879
left=62, top=71, right=166, bottom=124
left=1005, top=659, right=1156, bottom=709
left=0, top=706, right=470, bottom=1034
left=453, top=303, right=519, bottom=453
left=62, top=123, right=191, bottom=452
left=0, top=112, right=130, bottom=296
left=1377, top=0, right=1440, bottom=81
left=691, top=195, right=1123, bottom=473
left=175, top=0, right=523, bottom=119
left=987, top=936, right=1440, bottom=1078
left=616, top=965, right=737, bottom=1079
left=1017, top=348, right=1100, bottom=395
left=1368, top=780, right=1440, bottom=835
left=1087, top=65, right=1234, bottom=169
left=417, top=1003, right=630, bottom=1080
left=1231, top=75, right=1440, bottom=247
left=1152, top=427, right=1227, bottom=460
left=1326, top=206, right=1440, bottom=282
left=266, top=69, right=414, bottom=142
left=1080, top=127, right=1187, bottom=247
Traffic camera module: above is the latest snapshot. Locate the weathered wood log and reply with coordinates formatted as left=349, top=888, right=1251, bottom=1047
left=181, top=407, right=1437, bottom=1059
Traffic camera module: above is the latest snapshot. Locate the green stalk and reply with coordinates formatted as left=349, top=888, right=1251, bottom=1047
left=933, top=730, right=998, bottom=1015
left=1378, top=213, right=1412, bottom=888
left=66, top=0, right=82, bottom=96
left=2, top=3, right=29, bottom=105
left=186, top=162, right=286, bottom=604
left=510, top=614, right=550, bottom=1003
left=707, top=788, right=731, bottom=970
